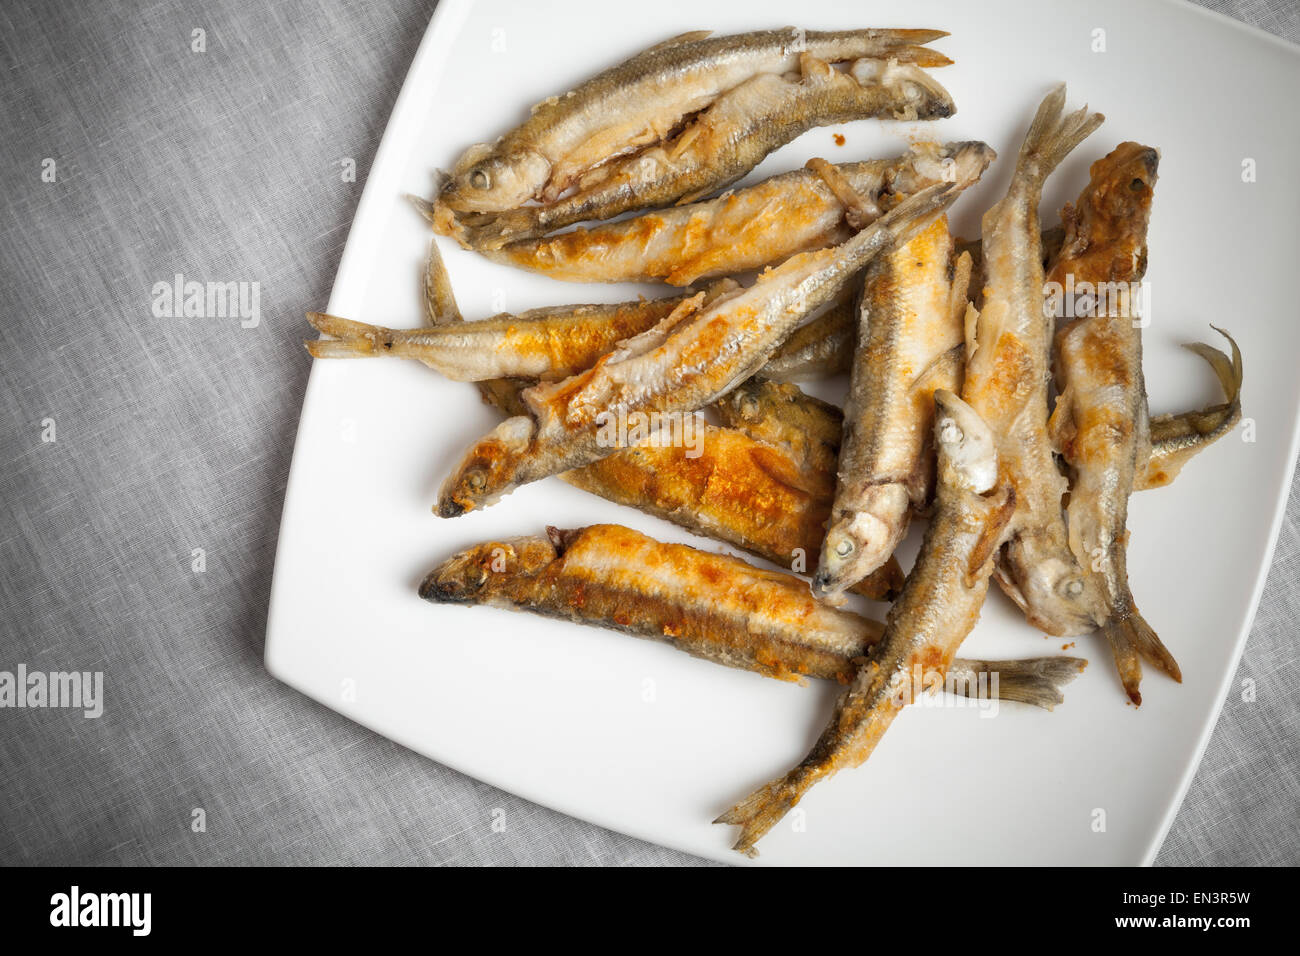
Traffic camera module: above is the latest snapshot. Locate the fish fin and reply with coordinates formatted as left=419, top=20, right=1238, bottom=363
left=305, top=339, right=373, bottom=359
left=1184, top=326, right=1243, bottom=407
left=642, top=29, right=713, bottom=54
left=602, top=291, right=707, bottom=362
left=1015, top=84, right=1104, bottom=186
left=909, top=342, right=965, bottom=398
left=422, top=239, right=462, bottom=326
left=807, top=156, right=880, bottom=230
left=849, top=555, right=905, bottom=603
left=674, top=167, right=747, bottom=206
left=405, top=193, right=438, bottom=227
left=992, top=560, right=1031, bottom=615
left=1101, top=607, right=1180, bottom=706
left=1047, top=386, right=1077, bottom=456
left=457, top=207, right=541, bottom=250
left=475, top=377, right=531, bottom=417
left=798, top=51, right=837, bottom=83
left=962, top=301, right=980, bottom=364
left=966, top=486, right=1017, bottom=587
left=948, top=250, right=973, bottom=326
left=409, top=192, right=473, bottom=246
left=714, top=773, right=809, bottom=858
left=889, top=46, right=954, bottom=69
left=951, top=656, right=1087, bottom=711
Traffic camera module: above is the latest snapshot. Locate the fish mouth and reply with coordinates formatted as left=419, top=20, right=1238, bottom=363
left=418, top=568, right=471, bottom=603
left=436, top=498, right=469, bottom=518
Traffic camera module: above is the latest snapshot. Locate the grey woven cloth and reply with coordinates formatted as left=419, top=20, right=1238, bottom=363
left=0, top=0, right=1294, bottom=867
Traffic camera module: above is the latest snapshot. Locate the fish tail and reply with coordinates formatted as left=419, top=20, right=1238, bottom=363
left=1101, top=607, right=1181, bottom=706
left=954, top=656, right=1087, bottom=711
left=305, top=312, right=399, bottom=359
left=714, top=773, right=809, bottom=858
left=1015, top=84, right=1104, bottom=186
left=1184, top=326, right=1243, bottom=409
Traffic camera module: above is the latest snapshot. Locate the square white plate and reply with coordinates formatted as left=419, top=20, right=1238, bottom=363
left=266, top=0, right=1300, bottom=864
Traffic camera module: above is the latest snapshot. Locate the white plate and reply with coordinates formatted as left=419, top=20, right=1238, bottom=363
left=266, top=0, right=1300, bottom=864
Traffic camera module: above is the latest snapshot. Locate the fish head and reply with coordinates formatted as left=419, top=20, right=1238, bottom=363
left=439, top=143, right=551, bottom=214
left=1001, top=544, right=1099, bottom=636
left=933, top=390, right=998, bottom=495
left=419, top=535, right=557, bottom=603
left=943, top=140, right=997, bottom=188
left=814, top=508, right=900, bottom=602
left=1071, top=142, right=1160, bottom=279
left=850, top=60, right=955, bottom=120
left=1087, top=141, right=1159, bottom=211
left=436, top=416, right=535, bottom=517
left=895, top=141, right=997, bottom=195
left=717, top=379, right=768, bottom=426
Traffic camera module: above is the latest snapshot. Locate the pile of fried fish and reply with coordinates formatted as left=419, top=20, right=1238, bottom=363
left=305, top=28, right=1243, bottom=856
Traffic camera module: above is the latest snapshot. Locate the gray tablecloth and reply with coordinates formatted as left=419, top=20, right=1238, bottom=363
left=1, top=0, right=1295, bottom=866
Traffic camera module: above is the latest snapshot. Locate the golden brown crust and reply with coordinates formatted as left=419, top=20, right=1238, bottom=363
left=563, top=427, right=903, bottom=600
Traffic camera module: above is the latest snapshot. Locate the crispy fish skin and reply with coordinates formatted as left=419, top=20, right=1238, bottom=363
left=305, top=295, right=695, bottom=381
left=422, top=524, right=877, bottom=681
left=453, top=55, right=956, bottom=249
left=438, top=27, right=950, bottom=216
left=466, top=141, right=995, bottom=283
left=717, top=391, right=1016, bottom=856
left=437, top=183, right=960, bottom=516
left=419, top=524, right=1081, bottom=704
left=1048, top=142, right=1178, bottom=704
left=760, top=294, right=856, bottom=380
left=959, top=225, right=1066, bottom=309
left=1136, top=329, right=1242, bottom=490
left=815, top=217, right=970, bottom=599
left=738, top=329, right=1242, bottom=494
left=480, top=378, right=903, bottom=600
left=713, top=377, right=845, bottom=476
left=962, top=85, right=1105, bottom=636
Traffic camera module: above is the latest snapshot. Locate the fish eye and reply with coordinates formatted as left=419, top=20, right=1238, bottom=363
left=1129, top=178, right=1145, bottom=192
left=1061, top=577, right=1084, bottom=597
left=938, top=419, right=963, bottom=444
left=835, top=539, right=854, bottom=557
left=465, top=469, right=488, bottom=492
left=470, top=168, right=492, bottom=190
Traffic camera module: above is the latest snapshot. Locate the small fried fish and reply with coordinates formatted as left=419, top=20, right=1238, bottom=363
left=443, top=141, right=994, bottom=282
left=716, top=391, right=1016, bottom=855
left=438, top=27, right=951, bottom=216
left=451, top=54, right=955, bottom=249
left=420, top=523, right=1080, bottom=702
left=1047, top=142, right=1177, bottom=703
left=962, top=85, right=1105, bottom=636
left=437, top=183, right=960, bottom=516
left=815, top=216, right=971, bottom=599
